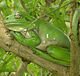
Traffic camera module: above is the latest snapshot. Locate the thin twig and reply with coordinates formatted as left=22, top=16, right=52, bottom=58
left=70, top=2, right=77, bottom=32
left=27, top=67, right=35, bottom=76
left=29, top=1, right=74, bottom=26
left=59, top=0, right=64, bottom=6
left=22, top=61, right=35, bottom=76
left=40, top=68, right=44, bottom=76
left=20, top=0, right=27, bottom=12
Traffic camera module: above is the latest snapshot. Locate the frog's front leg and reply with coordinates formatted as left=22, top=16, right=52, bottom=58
left=10, top=30, right=40, bottom=47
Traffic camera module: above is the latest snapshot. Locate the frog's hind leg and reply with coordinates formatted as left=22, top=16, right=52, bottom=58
left=31, top=47, right=70, bottom=66
left=46, top=45, right=70, bottom=62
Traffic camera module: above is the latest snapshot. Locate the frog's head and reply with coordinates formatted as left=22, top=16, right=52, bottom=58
left=4, top=12, right=28, bottom=31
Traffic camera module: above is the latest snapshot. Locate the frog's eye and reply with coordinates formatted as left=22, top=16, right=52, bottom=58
left=14, top=14, right=22, bottom=19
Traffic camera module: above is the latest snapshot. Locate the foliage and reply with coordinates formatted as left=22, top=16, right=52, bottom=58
left=0, top=0, right=72, bottom=76
left=0, top=0, right=71, bottom=33
left=0, top=48, right=21, bottom=72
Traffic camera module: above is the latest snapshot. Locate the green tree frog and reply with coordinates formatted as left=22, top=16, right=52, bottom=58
left=4, top=13, right=70, bottom=66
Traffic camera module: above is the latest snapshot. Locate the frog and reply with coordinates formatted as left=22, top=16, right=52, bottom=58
left=4, top=12, right=70, bottom=66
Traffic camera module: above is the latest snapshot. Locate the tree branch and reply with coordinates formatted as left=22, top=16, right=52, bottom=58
left=70, top=2, right=80, bottom=76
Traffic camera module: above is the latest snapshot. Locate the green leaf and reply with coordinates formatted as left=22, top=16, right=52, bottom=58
left=0, top=48, right=21, bottom=72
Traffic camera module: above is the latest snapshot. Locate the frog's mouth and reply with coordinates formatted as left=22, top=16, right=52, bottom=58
left=4, top=22, right=27, bottom=31
left=5, top=22, right=22, bottom=25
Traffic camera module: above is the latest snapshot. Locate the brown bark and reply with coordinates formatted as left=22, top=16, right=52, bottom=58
left=70, top=1, right=80, bottom=76
left=70, top=41, right=80, bottom=76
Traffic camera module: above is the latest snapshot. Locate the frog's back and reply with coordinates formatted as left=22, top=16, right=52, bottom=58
left=36, top=19, right=70, bottom=49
